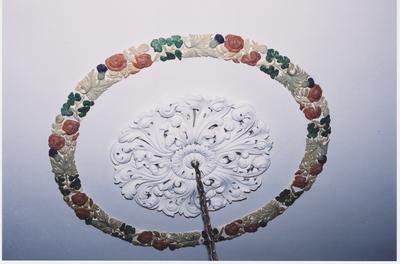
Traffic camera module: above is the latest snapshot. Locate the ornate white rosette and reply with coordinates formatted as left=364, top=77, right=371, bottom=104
left=48, top=33, right=331, bottom=255
left=111, top=96, right=272, bottom=217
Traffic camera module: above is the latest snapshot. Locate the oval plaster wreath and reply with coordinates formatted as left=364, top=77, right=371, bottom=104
left=48, top=33, right=331, bottom=253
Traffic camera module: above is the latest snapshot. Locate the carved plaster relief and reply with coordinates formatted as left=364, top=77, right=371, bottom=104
left=111, top=96, right=273, bottom=217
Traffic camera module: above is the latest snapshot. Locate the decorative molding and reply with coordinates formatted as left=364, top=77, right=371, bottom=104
left=111, top=96, right=272, bottom=217
left=48, top=33, right=330, bottom=250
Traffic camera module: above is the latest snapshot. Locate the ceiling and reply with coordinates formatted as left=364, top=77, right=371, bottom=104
left=3, top=0, right=396, bottom=261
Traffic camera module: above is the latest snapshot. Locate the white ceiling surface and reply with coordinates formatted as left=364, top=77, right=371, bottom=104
left=3, top=0, right=396, bottom=261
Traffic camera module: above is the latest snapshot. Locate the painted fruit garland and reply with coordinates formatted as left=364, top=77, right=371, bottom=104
left=48, top=33, right=331, bottom=251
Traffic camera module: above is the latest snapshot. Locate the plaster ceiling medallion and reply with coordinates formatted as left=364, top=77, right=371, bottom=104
left=110, top=96, right=273, bottom=217
left=48, top=33, right=331, bottom=260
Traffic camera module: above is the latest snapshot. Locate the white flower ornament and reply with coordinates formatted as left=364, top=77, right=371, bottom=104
left=111, top=96, right=273, bottom=217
